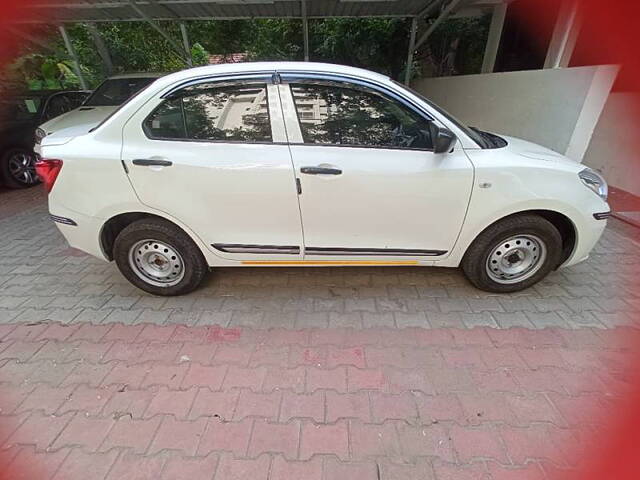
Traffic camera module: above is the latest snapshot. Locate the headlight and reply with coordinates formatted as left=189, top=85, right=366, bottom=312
left=578, top=168, right=608, bottom=201
left=35, top=128, right=47, bottom=145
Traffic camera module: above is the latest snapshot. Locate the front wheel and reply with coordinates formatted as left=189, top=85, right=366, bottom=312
left=461, top=214, right=563, bottom=293
left=113, top=218, right=209, bottom=296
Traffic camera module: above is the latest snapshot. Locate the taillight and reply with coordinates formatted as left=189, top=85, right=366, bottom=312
left=35, top=159, right=63, bottom=193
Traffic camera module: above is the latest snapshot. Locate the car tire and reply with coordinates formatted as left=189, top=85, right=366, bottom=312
left=113, top=217, right=209, bottom=296
left=461, top=214, right=563, bottom=293
left=0, top=148, right=40, bottom=189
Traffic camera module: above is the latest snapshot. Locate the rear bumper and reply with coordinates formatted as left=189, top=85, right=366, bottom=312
left=51, top=205, right=108, bottom=261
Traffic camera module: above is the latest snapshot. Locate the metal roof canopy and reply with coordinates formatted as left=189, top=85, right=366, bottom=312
left=15, top=0, right=505, bottom=87
left=23, top=0, right=498, bottom=23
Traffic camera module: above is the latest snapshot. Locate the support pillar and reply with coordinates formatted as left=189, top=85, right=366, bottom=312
left=180, top=23, right=193, bottom=66
left=404, top=17, right=418, bottom=85
left=87, top=23, right=114, bottom=76
left=59, top=25, right=88, bottom=90
left=481, top=2, right=507, bottom=73
left=301, top=0, right=309, bottom=61
left=544, top=0, right=581, bottom=69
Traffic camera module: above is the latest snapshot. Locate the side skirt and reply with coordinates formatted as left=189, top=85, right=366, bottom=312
left=305, top=247, right=447, bottom=257
left=212, top=244, right=300, bottom=255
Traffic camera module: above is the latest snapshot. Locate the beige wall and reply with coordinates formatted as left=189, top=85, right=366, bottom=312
left=411, top=65, right=618, bottom=162
left=582, top=92, right=640, bottom=196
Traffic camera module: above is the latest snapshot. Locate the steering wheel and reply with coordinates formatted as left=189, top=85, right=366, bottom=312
left=391, top=124, right=416, bottom=148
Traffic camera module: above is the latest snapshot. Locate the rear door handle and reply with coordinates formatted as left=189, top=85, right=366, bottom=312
left=132, top=159, right=173, bottom=167
left=300, top=166, right=342, bottom=175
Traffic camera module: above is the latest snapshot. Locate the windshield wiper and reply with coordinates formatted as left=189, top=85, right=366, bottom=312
left=469, top=126, right=494, bottom=148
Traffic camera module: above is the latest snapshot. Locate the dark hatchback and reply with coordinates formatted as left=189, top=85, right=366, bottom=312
left=0, top=89, right=90, bottom=188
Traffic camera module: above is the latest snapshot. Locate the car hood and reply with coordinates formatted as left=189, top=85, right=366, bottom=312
left=38, top=105, right=117, bottom=135
left=499, top=135, right=582, bottom=171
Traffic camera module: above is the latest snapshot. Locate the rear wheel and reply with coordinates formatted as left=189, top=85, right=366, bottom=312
left=113, top=218, right=208, bottom=296
left=461, top=214, right=562, bottom=293
left=1, top=148, right=39, bottom=188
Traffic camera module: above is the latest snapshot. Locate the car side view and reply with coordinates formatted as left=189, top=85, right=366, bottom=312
left=36, top=62, right=610, bottom=296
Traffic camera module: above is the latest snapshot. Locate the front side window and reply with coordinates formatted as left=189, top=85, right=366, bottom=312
left=144, top=82, right=272, bottom=143
left=290, top=81, right=433, bottom=150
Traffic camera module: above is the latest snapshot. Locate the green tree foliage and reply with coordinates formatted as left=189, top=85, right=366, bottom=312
left=244, top=19, right=304, bottom=60
left=310, top=18, right=411, bottom=80
left=422, top=14, right=491, bottom=77
left=5, top=15, right=490, bottom=91
left=8, top=54, right=86, bottom=90
left=190, top=43, right=209, bottom=66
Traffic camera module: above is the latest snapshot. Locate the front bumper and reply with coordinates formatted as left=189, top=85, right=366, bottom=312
left=560, top=210, right=608, bottom=268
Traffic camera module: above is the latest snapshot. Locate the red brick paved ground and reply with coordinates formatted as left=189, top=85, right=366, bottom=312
left=0, top=321, right=638, bottom=479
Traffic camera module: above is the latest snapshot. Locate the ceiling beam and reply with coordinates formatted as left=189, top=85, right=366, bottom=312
left=414, top=0, right=468, bottom=50
left=415, top=0, right=445, bottom=20
left=128, top=0, right=192, bottom=65
left=86, top=22, right=114, bottom=75
left=59, top=25, right=88, bottom=89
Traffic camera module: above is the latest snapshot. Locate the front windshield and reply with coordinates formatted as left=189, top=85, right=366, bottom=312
left=392, top=80, right=489, bottom=148
left=84, top=77, right=156, bottom=107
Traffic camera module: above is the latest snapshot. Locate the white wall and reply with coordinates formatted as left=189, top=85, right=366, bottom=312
left=582, top=92, right=640, bottom=196
left=411, top=65, right=618, bottom=162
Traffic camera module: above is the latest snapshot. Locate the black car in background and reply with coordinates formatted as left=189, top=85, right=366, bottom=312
left=0, top=89, right=90, bottom=188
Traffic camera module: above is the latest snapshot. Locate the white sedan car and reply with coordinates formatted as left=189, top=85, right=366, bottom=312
left=36, top=62, right=610, bottom=296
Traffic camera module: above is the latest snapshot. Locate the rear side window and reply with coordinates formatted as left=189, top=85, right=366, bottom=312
left=144, top=83, right=272, bottom=143
left=145, top=97, right=185, bottom=139
left=290, top=81, right=433, bottom=150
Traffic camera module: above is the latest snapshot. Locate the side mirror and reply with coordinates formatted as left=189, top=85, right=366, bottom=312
left=429, top=123, right=457, bottom=154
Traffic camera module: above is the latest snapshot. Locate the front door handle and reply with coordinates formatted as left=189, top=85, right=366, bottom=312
left=300, top=166, right=342, bottom=175
left=132, top=159, right=173, bottom=167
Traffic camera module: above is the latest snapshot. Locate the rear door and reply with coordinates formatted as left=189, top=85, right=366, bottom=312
left=121, top=75, right=304, bottom=261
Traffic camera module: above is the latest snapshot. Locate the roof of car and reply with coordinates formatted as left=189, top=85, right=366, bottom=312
left=107, top=73, right=165, bottom=80
left=158, top=62, right=390, bottom=85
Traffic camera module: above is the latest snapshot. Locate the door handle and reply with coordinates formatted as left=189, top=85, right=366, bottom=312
left=132, top=159, right=173, bottom=167
left=300, top=166, right=342, bottom=175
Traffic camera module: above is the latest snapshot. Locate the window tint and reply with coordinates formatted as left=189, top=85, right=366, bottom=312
left=145, top=97, right=185, bottom=139
left=290, top=82, right=433, bottom=150
left=144, top=83, right=272, bottom=143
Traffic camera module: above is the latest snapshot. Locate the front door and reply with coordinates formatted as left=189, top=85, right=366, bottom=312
left=279, top=77, right=474, bottom=262
left=121, top=76, right=304, bottom=261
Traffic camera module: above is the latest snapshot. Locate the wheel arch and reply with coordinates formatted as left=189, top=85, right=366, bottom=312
left=464, top=209, right=577, bottom=268
left=100, top=212, right=202, bottom=262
